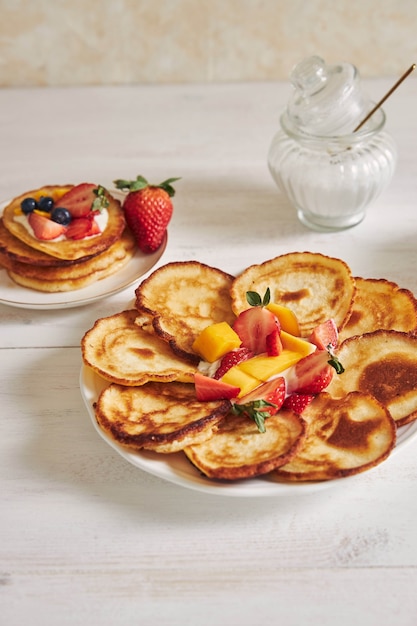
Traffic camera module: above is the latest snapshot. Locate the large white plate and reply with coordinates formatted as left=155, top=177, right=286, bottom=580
left=79, top=364, right=417, bottom=497
left=0, top=194, right=166, bottom=310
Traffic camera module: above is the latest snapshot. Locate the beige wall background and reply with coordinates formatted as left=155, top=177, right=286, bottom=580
left=0, top=0, right=416, bottom=87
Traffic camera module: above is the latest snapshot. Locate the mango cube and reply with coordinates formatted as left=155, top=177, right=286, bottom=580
left=192, top=322, right=241, bottom=362
left=280, top=331, right=316, bottom=357
left=221, top=366, right=261, bottom=397
left=238, top=350, right=305, bottom=381
left=266, top=303, right=300, bottom=336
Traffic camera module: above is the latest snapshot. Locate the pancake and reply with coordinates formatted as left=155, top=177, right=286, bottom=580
left=274, top=392, right=396, bottom=482
left=184, top=409, right=306, bottom=480
left=6, top=227, right=135, bottom=292
left=230, top=252, right=356, bottom=336
left=95, top=381, right=231, bottom=453
left=327, top=330, right=417, bottom=426
left=0, top=217, right=97, bottom=267
left=82, top=309, right=197, bottom=385
left=339, top=277, right=417, bottom=341
left=135, top=261, right=236, bottom=363
left=2, top=184, right=125, bottom=260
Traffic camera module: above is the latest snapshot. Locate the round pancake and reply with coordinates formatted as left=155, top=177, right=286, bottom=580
left=328, top=330, right=417, bottom=426
left=82, top=309, right=197, bottom=386
left=230, top=252, right=356, bottom=336
left=135, top=261, right=236, bottom=363
left=184, top=409, right=306, bottom=480
left=0, top=218, right=97, bottom=267
left=2, top=184, right=126, bottom=260
left=339, top=277, right=417, bottom=342
left=95, top=381, right=231, bottom=453
left=274, top=392, right=396, bottom=482
left=6, top=227, right=135, bottom=292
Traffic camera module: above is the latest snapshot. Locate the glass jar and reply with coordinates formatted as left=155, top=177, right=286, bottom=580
left=268, top=107, right=397, bottom=231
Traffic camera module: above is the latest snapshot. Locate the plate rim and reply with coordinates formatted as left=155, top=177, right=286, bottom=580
left=79, top=364, right=417, bottom=497
left=0, top=192, right=166, bottom=310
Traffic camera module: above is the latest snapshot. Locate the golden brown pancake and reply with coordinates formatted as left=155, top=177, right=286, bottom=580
left=95, top=381, right=231, bottom=453
left=230, top=251, right=356, bottom=336
left=2, top=184, right=125, bottom=260
left=82, top=309, right=197, bottom=385
left=339, top=277, right=417, bottom=341
left=5, top=227, right=136, bottom=292
left=135, top=261, right=236, bottom=363
left=274, top=392, right=396, bottom=481
left=327, top=330, right=417, bottom=426
left=184, top=409, right=306, bottom=480
left=0, top=217, right=96, bottom=267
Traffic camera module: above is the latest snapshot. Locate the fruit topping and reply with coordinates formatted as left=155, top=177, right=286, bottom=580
left=286, top=349, right=344, bottom=395
left=280, top=330, right=316, bottom=356
left=265, top=302, right=301, bottom=336
left=192, top=321, right=241, bottom=363
left=266, top=328, right=283, bottom=356
left=57, top=183, right=108, bottom=218
left=194, top=372, right=240, bottom=401
left=213, top=347, right=253, bottom=379
left=233, top=307, right=279, bottom=354
left=282, top=392, right=315, bottom=414
left=51, top=207, right=72, bottom=225
left=18, top=183, right=109, bottom=242
left=220, top=366, right=260, bottom=397
left=65, top=215, right=100, bottom=240
left=232, top=377, right=286, bottom=433
left=308, top=318, right=339, bottom=350
left=38, top=195, right=54, bottom=212
left=192, top=287, right=345, bottom=433
left=114, top=175, right=180, bottom=253
left=20, top=197, right=38, bottom=214
left=238, top=350, right=307, bottom=381
left=28, top=211, right=67, bottom=240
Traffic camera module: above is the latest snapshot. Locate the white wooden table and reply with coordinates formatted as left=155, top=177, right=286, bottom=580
left=1, top=77, right=417, bottom=626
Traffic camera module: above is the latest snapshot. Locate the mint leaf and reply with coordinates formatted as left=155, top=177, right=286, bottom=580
left=232, top=399, right=277, bottom=433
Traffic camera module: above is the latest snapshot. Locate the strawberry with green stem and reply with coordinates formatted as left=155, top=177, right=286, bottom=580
left=233, top=288, right=280, bottom=355
left=114, top=175, right=180, bottom=253
left=232, top=377, right=286, bottom=433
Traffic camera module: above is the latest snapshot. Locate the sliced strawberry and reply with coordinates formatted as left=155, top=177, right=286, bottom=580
left=88, top=217, right=101, bottom=236
left=65, top=216, right=98, bottom=240
left=28, top=212, right=67, bottom=240
left=57, top=183, right=98, bottom=218
left=232, top=377, right=286, bottom=432
left=308, top=319, right=339, bottom=350
left=283, top=392, right=315, bottom=414
left=286, top=350, right=337, bottom=394
left=213, top=347, right=253, bottom=380
left=266, top=328, right=283, bottom=356
left=194, top=372, right=240, bottom=401
left=233, top=307, right=279, bottom=354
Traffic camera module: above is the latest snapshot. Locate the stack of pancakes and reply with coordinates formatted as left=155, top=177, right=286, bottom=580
left=81, top=252, right=417, bottom=484
left=0, top=184, right=135, bottom=292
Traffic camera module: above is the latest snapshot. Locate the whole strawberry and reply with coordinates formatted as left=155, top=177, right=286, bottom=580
left=114, top=175, right=180, bottom=253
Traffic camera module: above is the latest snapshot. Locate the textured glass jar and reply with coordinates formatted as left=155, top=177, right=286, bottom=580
left=268, top=107, right=397, bottom=231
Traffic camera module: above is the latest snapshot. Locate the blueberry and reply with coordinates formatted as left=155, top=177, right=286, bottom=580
left=38, top=196, right=54, bottom=212
left=20, top=197, right=38, bottom=214
left=51, top=207, right=72, bottom=225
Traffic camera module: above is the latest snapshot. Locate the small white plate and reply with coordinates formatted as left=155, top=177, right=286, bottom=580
left=80, top=365, right=417, bottom=497
left=0, top=195, right=166, bottom=310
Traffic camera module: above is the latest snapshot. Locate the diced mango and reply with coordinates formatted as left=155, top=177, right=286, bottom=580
left=266, top=303, right=300, bottom=336
left=238, top=350, right=305, bottom=381
left=221, top=366, right=261, bottom=397
left=192, top=322, right=241, bottom=363
left=280, top=331, right=316, bottom=356
left=32, top=187, right=71, bottom=201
